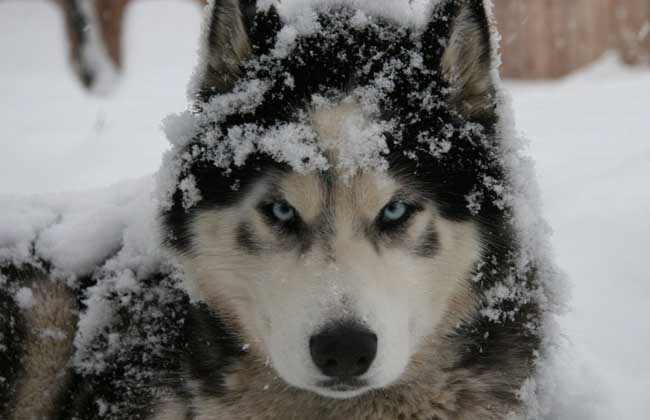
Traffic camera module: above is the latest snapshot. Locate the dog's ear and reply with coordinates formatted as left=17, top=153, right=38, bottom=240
left=422, top=0, right=496, bottom=125
left=197, top=0, right=259, bottom=100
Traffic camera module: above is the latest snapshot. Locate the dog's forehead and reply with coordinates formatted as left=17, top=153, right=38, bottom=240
left=310, top=99, right=364, bottom=150
left=272, top=169, right=399, bottom=221
left=273, top=100, right=397, bottom=217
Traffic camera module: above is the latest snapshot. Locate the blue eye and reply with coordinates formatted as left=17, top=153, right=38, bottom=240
left=272, top=202, right=296, bottom=222
left=382, top=201, right=408, bottom=222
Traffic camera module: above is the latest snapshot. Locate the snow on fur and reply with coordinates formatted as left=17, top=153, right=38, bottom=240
left=258, top=0, right=434, bottom=28
left=160, top=2, right=445, bottom=209
left=0, top=177, right=187, bottom=417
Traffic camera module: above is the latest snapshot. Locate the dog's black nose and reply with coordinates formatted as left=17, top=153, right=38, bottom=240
left=309, top=323, right=377, bottom=378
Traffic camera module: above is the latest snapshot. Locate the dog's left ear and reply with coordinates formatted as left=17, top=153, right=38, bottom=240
left=422, top=0, right=496, bottom=124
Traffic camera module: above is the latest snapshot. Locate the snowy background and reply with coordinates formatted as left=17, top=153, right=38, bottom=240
left=0, top=1, right=648, bottom=418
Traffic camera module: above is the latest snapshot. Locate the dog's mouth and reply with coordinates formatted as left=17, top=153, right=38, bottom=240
left=317, top=378, right=368, bottom=393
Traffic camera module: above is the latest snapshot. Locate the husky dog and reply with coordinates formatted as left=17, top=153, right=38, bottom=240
left=157, top=0, right=540, bottom=419
left=1, top=1, right=543, bottom=419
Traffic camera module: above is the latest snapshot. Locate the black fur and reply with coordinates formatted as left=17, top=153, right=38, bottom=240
left=181, top=303, right=245, bottom=397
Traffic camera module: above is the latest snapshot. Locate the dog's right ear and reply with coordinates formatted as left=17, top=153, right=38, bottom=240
left=421, top=0, right=497, bottom=125
left=196, top=0, right=259, bottom=100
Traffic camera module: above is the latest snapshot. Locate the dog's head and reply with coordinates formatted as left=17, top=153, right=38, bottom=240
left=164, top=0, right=504, bottom=399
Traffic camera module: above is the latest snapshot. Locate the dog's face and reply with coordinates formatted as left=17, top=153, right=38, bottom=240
left=179, top=101, right=482, bottom=398
left=165, top=0, right=499, bottom=400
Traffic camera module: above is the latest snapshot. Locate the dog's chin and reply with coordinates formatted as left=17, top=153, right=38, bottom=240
left=272, top=364, right=377, bottom=400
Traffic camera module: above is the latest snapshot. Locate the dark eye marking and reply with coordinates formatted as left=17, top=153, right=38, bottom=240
left=413, top=221, right=440, bottom=258
left=236, top=222, right=262, bottom=255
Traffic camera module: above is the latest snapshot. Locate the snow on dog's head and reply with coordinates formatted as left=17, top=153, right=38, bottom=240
left=159, top=0, right=548, bottom=403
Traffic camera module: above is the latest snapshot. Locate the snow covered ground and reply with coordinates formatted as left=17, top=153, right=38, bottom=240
left=1, top=1, right=649, bottom=419
left=508, top=59, right=650, bottom=419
